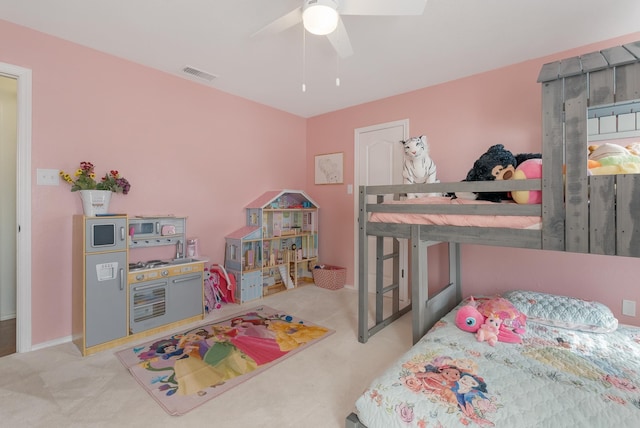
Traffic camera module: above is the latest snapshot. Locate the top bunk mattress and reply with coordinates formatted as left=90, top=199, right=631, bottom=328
left=369, top=196, right=542, bottom=229
left=354, top=295, right=640, bottom=427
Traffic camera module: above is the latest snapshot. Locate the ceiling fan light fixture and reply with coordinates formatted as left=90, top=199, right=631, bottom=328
left=303, top=0, right=339, bottom=35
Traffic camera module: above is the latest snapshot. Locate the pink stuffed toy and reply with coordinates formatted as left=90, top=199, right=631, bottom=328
left=454, top=296, right=526, bottom=345
left=475, top=314, right=501, bottom=346
left=512, top=158, right=542, bottom=204
left=455, top=299, right=485, bottom=333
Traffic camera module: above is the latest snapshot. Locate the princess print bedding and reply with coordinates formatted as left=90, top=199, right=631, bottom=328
left=354, top=295, right=640, bottom=427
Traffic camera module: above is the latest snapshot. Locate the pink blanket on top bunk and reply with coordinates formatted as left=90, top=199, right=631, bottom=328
left=369, top=196, right=541, bottom=229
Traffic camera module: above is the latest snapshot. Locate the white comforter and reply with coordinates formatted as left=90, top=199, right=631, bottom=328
left=355, top=304, right=640, bottom=427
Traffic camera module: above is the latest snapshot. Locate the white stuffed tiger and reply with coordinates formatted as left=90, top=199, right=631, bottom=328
left=401, top=135, right=439, bottom=198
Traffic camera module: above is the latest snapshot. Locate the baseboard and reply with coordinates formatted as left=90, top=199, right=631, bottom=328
left=30, top=335, right=72, bottom=352
left=0, top=313, right=16, bottom=321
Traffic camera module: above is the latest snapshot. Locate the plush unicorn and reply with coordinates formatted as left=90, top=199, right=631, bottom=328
left=475, top=314, right=501, bottom=346
left=454, top=296, right=525, bottom=345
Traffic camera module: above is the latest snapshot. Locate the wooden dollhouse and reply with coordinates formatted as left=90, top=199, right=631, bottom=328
left=224, top=190, right=319, bottom=303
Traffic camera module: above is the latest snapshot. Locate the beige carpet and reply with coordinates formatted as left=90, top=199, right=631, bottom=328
left=0, top=285, right=412, bottom=427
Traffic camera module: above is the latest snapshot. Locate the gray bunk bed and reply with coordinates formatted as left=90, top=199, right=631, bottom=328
left=347, top=38, right=640, bottom=428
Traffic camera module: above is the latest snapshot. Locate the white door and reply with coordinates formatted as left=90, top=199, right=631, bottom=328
left=354, top=119, right=409, bottom=302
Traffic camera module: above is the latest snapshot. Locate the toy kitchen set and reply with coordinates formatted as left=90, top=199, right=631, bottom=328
left=72, top=214, right=207, bottom=356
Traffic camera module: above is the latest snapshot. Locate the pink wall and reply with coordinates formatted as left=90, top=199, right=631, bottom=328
left=0, top=20, right=307, bottom=346
left=307, top=31, right=640, bottom=327
left=3, top=18, right=640, bottom=348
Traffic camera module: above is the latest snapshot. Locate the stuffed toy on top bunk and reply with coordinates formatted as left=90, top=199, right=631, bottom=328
left=401, top=135, right=441, bottom=198
left=455, top=144, right=541, bottom=202
left=588, top=142, right=640, bottom=175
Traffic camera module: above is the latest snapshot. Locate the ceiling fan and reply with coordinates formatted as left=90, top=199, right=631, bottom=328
left=252, top=0, right=428, bottom=58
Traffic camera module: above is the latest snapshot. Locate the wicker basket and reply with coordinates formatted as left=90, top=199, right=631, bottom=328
left=312, top=265, right=346, bottom=290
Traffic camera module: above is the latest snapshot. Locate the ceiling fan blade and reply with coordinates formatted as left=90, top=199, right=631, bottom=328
left=251, top=6, right=303, bottom=38
left=339, top=0, right=427, bottom=16
left=326, top=17, right=353, bottom=58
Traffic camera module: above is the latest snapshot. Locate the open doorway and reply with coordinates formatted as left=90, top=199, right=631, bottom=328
left=0, top=62, right=32, bottom=355
left=0, top=74, right=17, bottom=356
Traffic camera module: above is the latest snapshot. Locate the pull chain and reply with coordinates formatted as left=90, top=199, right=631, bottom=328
left=302, top=28, right=307, bottom=92
left=335, top=22, right=340, bottom=87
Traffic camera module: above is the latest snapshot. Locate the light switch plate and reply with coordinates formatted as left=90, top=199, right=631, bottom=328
left=37, top=168, right=59, bottom=186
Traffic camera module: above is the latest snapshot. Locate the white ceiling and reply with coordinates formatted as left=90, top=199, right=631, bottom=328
left=2, top=0, right=640, bottom=118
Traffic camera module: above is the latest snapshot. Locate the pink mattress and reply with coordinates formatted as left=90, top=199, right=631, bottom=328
left=369, top=196, right=541, bottom=229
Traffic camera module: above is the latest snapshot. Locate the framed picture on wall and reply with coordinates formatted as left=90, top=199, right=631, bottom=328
left=314, top=152, right=343, bottom=184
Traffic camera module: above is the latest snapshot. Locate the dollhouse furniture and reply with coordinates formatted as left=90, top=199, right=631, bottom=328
left=346, top=39, right=640, bottom=428
left=225, top=190, right=319, bottom=303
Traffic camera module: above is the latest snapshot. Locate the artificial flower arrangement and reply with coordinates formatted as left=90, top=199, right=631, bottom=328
left=60, top=161, right=131, bottom=194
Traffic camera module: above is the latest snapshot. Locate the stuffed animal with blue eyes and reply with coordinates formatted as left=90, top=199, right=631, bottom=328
left=455, top=296, right=526, bottom=345
left=401, top=135, right=440, bottom=198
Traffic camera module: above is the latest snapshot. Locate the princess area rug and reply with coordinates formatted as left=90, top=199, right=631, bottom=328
left=116, top=305, right=334, bottom=415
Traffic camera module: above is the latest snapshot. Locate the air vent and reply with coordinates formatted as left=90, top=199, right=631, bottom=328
left=182, top=66, right=217, bottom=82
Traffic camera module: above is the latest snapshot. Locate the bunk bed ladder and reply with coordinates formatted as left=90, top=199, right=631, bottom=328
left=358, top=189, right=411, bottom=343
left=361, top=235, right=411, bottom=340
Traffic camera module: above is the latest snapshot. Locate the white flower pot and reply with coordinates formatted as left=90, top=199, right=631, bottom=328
left=79, top=190, right=112, bottom=216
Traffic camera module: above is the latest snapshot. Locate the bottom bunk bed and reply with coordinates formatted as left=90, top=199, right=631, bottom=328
left=347, top=291, right=640, bottom=428
left=358, top=192, right=544, bottom=346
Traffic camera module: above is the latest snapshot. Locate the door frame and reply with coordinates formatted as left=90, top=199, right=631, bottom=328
left=353, top=119, right=408, bottom=299
left=1, top=62, right=32, bottom=353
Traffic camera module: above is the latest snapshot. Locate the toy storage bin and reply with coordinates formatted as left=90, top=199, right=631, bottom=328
left=312, top=265, right=346, bottom=290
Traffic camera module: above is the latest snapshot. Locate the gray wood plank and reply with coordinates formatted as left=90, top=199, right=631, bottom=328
left=357, top=186, right=369, bottom=343
left=366, top=222, right=412, bottom=239
left=411, top=225, right=427, bottom=344
left=345, top=413, right=364, bottom=428
left=418, top=225, right=542, bottom=249
left=589, top=175, right=616, bottom=255
left=615, top=62, right=640, bottom=103
left=581, top=52, right=609, bottom=73
left=392, top=238, right=400, bottom=315
left=559, top=56, right=583, bottom=78
left=365, top=222, right=541, bottom=249
left=375, top=236, right=384, bottom=324
left=538, top=61, right=560, bottom=83
left=541, top=79, right=566, bottom=251
left=601, top=45, right=637, bottom=67
left=588, top=68, right=615, bottom=107
left=449, top=243, right=462, bottom=305
left=623, top=41, right=640, bottom=60
left=563, top=74, right=590, bottom=254
left=367, top=201, right=540, bottom=216
left=364, top=179, right=541, bottom=196
left=616, top=174, right=640, bottom=257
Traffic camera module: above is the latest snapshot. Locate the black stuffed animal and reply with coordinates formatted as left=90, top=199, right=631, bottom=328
left=458, top=144, right=541, bottom=202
